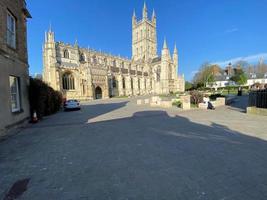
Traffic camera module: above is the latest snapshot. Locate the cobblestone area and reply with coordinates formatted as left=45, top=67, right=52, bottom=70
left=0, top=96, right=267, bottom=199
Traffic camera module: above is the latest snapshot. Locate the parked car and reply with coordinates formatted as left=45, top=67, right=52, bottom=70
left=64, top=99, right=81, bottom=111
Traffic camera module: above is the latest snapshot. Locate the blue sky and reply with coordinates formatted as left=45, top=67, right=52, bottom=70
left=27, top=0, right=267, bottom=81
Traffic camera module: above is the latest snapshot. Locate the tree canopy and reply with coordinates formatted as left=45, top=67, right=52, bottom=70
left=193, top=63, right=221, bottom=88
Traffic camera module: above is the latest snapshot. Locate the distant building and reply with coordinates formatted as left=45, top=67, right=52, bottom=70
left=207, top=64, right=267, bottom=89
left=0, top=0, right=31, bottom=135
left=43, top=3, right=185, bottom=100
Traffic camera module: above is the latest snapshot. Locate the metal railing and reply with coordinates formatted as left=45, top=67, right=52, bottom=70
left=248, top=89, right=267, bottom=108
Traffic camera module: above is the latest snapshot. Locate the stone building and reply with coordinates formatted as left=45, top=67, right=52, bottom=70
left=0, top=0, right=31, bottom=135
left=43, top=3, right=184, bottom=100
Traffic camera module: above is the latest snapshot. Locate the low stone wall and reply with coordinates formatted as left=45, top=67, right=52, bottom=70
left=150, top=96, right=161, bottom=107
left=180, top=95, right=191, bottom=110
left=137, top=99, right=143, bottom=105
left=136, top=95, right=190, bottom=110
left=144, top=98, right=150, bottom=104
left=198, top=103, right=207, bottom=109
left=198, top=97, right=226, bottom=109
left=247, top=107, right=267, bottom=116
left=212, top=97, right=226, bottom=107
left=160, top=101, right=172, bottom=108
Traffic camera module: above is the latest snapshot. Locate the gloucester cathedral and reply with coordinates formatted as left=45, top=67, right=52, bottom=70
left=43, top=3, right=185, bottom=100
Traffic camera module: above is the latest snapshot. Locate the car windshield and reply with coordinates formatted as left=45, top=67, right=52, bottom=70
left=67, top=100, right=78, bottom=103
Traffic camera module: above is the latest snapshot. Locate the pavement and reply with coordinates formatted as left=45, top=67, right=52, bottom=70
left=0, top=96, right=267, bottom=200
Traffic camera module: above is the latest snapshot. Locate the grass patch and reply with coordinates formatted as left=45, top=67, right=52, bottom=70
left=190, top=103, right=198, bottom=108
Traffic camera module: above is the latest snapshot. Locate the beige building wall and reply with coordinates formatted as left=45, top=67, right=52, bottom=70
left=0, top=0, right=31, bottom=135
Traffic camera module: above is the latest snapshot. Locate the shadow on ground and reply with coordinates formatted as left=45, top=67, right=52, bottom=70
left=0, top=109, right=267, bottom=199
left=32, top=101, right=129, bottom=128
left=227, top=95, right=248, bottom=113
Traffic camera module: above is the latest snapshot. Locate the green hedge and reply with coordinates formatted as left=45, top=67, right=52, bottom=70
left=29, top=78, right=63, bottom=119
left=209, top=94, right=225, bottom=101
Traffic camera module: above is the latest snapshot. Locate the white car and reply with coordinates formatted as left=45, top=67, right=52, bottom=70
left=64, top=99, right=81, bottom=111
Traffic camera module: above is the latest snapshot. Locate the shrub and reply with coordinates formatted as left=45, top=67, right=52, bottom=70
left=209, top=94, right=225, bottom=101
left=29, top=78, right=63, bottom=119
left=172, top=100, right=182, bottom=107
left=189, top=90, right=203, bottom=105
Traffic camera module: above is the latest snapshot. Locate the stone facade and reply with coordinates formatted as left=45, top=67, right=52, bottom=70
left=0, top=0, right=31, bottom=135
left=43, top=3, right=185, bottom=100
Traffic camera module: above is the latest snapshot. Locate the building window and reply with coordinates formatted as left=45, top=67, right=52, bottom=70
left=91, top=55, right=97, bottom=64
left=131, top=78, right=133, bottom=89
left=62, top=73, right=75, bottom=90
left=9, top=76, right=20, bottom=112
left=80, top=53, right=85, bottom=62
left=112, top=77, right=117, bottom=88
left=122, top=77, right=126, bottom=89
left=121, top=62, right=124, bottom=68
left=138, top=78, right=140, bottom=89
left=144, top=79, right=146, bottom=89
left=168, top=64, right=172, bottom=79
left=63, top=50, right=69, bottom=59
left=104, top=58, right=107, bottom=66
left=7, top=12, right=16, bottom=48
left=113, top=60, right=116, bottom=67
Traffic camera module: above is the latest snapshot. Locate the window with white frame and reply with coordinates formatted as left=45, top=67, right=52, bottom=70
left=9, top=76, right=20, bottom=112
left=7, top=12, right=16, bottom=48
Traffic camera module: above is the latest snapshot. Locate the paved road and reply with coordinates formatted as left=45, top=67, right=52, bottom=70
left=0, top=96, right=267, bottom=200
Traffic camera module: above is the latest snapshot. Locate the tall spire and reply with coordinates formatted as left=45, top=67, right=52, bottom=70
left=143, top=2, right=148, bottom=19
left=174, top=43, right=177, bottom=54
left=133, top=9, right=136, bottom=18
left=132, top=9, right=137, bottom=26
left=163, top=37, right=168, bottom=49
left=152, top=9, right=156, bottom=19
left=74, top=38, right=78, bottom=47
left=49, top=21, right=52, bottom=32
left=46, top=23, right=55, bottom=43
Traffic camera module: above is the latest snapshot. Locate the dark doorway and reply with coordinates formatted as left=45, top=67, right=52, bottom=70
left=95, top=86, right=102, bottom=99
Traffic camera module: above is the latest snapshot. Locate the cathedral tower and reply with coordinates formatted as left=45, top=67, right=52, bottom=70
left=132, top=3, right=157, bottom=61
left=43, top=28, right=58, bottom=90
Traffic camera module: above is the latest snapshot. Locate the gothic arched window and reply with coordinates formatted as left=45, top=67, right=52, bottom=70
left=80, top=53, right=85, bottom=62
left=138, top=78, right=140, bottom=90
left=63, top=49, right=69, bottom=59
left=122, top=77, right=126, bottom=89
left=92, top=55, right=97, bottom=64
left=168, top=64, right=172, bottom=79
left=62, top=73, right=75, bottom=90
left=104, top=58, right=107, bottom=66
left=112, top=76, right=117, bottom=88
left=131, top=78, right=134, bottom=89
